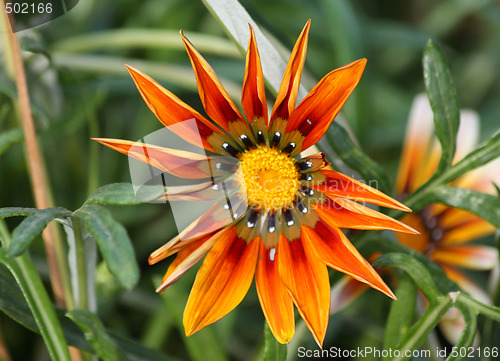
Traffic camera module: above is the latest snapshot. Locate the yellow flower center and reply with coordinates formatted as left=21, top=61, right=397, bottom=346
left=239, top=146, right=299, bottom=210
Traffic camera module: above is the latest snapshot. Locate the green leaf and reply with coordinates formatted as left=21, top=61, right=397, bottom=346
left=0, top=128, right=23, bottom=156
left=9, top=208, right=72, bottom=257
left=0, top=207, right=40, bottom=219
left=441, top=130, right=500, bottom=184
left=74, top=205, right=139, bottom=290
left=0, top=222, right=71, bottom=361
left=428, top=187, right=500, bottom=228
left=373, top=253, right=440, bottom=302
left=0, top=266, right=181, bottom=361
left=383, top=273, right=416, bottom=359
left=262, top=321, right=287, bottom=361
left=326, top=122, right=391, bottom=193
left=446, top=304, right=477, bottom=361
left=67, top=310, right=129, bottom=361
left=423, top=39, right=460, bottom=175
left=457, top=293, right=500, bottom=323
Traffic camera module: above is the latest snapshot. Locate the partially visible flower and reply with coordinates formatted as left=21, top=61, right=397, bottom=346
left=93, top=21, right=416, bottom=346
left=331, top=94, right=499, bottom=343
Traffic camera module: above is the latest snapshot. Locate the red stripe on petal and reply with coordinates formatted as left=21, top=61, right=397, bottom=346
left=183, top=231, right=259, bottom=336
left=126, top=65, right=220, bottom=151
left=270, top=20, right=311, bottom=124
left=277, top=235, right=330, bottom=347
left=181, top=31, right=246, bottom=131
left=302, top=223, right=395, bottom=299
left=287, top=59, right=366, bottom=150
left=242, top=26, right=268, bottom=124
left=256, top=240, right=295, bottom=344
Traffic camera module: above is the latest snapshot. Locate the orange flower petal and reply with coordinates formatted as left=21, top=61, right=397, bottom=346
left=148, top=195, right=247, bottom=265
left=441, top=217, right=496, bottom=246
left=313, top=170, right=411, bottom=211
left=431, top=245, right=498, bottom=271
left=287, top=59, right=366, bottom=150
left=242, top=26, right=268, bottom=124
left=183, top=230, right=259, bottom=336
left=92, top=138, right=213, bottom=179
left=126, top=65, right=220, bottom=151
left=330, top=276, right=370, bottom=314
left=395, top=94, right=436, bottom=194
left=277, top=235, right=330, bottom=347
left=255, top=239, right=295, bottom=344
left=270, top=20, right=311, bottom=124
left=395, top=213, right=430, bottom=253
left=181, top=31, right=246, bottom=132
left=156, top=233, right=220, bottom=293
left=302, top=223, right=395, bottom=300
left=313, top=198, right=418, bottom=234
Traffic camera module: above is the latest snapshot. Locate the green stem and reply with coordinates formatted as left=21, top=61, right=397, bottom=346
left=391, top=295, right=452, bottom=361
left=0, top=220, right=71, bottom=361
left=71, top=218, right=88, bottom=310
left=457, top=293, right=500, bottom=323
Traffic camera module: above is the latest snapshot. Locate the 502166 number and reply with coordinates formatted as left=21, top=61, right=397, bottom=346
left=5, top=2, right=53, bottom=14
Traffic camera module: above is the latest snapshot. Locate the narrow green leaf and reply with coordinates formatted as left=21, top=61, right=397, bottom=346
left=383, top=273, right=416, bottom=359
left=85, top=183, right=165, bottom=206
left=263, top=321, right=287, bottom=361
left=445, top=305, right=477, bottom=361
left=0, top=222, right=71, bottom=361
left=457, top=293, right=500, bottom=323
left=429, top=187, right=500, bottom=228
left=326, top=122, right=391, bottom=193
left=0, top=207, right=40, bottom=219
left=67, top=310, right=129, bottom=361
left=0, top=266, right=181, bottom=361
left=423, top=39, right=460, bottom=175
left=373, top=253, right=440, bottom=302
left=9, top=208, right=72, bottom=257
left=0, top=128, right=23, bottom=155
left=392, top=295, right=452, bottom=361
left=74, top=205, right=139, bottom=290
left=441, top=130, right=500, bottom=184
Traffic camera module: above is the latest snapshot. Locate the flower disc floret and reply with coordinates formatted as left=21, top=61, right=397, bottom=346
left=240, top=146, right=299, bottom=210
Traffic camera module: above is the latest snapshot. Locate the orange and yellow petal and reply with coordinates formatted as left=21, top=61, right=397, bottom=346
left=277, top=235, right=330, bottom=347
left=313, top=170, right=411, bottom=211
left=181, top=31, right=246, bottom=132
left=441, top=265, right=491, bottom=305
left=431, top=245, right=498, bottom=271
left=313, top=198, right=418, bottom=234
left=255, top=239, right=295, bottom=344
left=126, top=65, right=220, bottom=151
left=395, top=213, right=430, bottom=253
left=287, top=59, right=366, bottom=150
left=92, top=138, right=214, bottom=179
left=242, top=26, right=268, bottom=124
left=302, top=222, right=395, bottom=299
left=183, top=229, right=259, bottom=336
left=270, top=20, right=311, bottom=124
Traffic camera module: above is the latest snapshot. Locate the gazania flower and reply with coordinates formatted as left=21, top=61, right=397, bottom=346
left=93, top=21, right=416, bottom=346
left=332, top=94, right=499, bottom=343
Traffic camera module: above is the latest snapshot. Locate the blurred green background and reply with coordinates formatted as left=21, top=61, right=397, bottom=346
left=1, top=0, right=499, bottom=360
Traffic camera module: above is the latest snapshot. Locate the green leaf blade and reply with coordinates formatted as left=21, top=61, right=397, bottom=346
left=9, top=208, right=72, bottom=257
left=0, top=128, right=23, bottom=156
left=263, top=321, right=287, bottom=361
left=423, top=39, right=460, bottom=175
left=74, top=204, right=139, bottom=290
